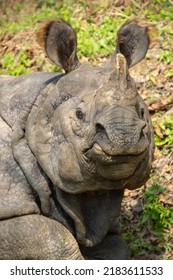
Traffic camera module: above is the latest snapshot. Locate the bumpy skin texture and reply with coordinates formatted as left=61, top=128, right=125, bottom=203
left=0, top=20, right=154, bottom=259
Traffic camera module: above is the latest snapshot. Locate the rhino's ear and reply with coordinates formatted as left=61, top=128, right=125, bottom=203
left=116, top=20, right=153, bottom=68
left=37, top=20, right=79, bottom=73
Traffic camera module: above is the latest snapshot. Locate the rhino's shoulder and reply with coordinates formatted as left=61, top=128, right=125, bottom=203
left=0, top=72, right=60, bottom=127
left=0, top=114, right=40, bottom=220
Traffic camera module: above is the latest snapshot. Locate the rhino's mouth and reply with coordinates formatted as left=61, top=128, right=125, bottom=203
left=86, top=142, right=147, bottom=164
left=84, top=142, right=148, bottom=180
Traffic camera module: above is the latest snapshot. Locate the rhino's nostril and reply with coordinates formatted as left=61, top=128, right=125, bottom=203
left=139, top=120, right=147, bottom=135
left=95, top=123, right=108, bottom=136
left=139, top=130, right=145, bottom=140
left=139, top=122, right=147, bottom=140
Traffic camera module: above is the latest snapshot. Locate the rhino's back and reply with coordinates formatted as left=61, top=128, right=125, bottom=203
left=0, top=72, right=59, bottom=127
left=0, top=72, right=59, bottom=220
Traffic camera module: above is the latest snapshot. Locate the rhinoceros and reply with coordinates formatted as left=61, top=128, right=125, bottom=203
left=0, top=19, right=155, bottom=259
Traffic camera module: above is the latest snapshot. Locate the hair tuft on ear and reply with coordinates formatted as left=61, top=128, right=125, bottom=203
left=36, top=20, right=55, bottom=50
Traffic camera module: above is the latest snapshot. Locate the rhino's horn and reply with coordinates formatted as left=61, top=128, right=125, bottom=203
left=109, top=53, right=131, bottom=96
left=96, top=53, right=133, bottom=100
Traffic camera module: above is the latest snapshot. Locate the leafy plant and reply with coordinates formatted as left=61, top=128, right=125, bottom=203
left=0, top=51, right=31, bottom=75
left=159, top=49, right=173, bottom=65
left=141, top=184, right=173, bottom=234
left=153, top=114, right=173, bottom=149
left=122, top=232, right=155, bottom=256
left=165, top=69, right=173, bottom=78
left=123, top=184, right=173, bottom=257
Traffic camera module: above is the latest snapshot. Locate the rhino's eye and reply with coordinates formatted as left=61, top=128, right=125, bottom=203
left=76, top=109, right=84, bottom=120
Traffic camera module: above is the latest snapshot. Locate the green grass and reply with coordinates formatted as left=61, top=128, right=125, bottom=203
left=0, top=0, right=129, bottom=74
left=1, top=0, right=172, bottom=71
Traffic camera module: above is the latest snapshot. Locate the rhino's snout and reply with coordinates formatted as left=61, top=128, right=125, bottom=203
left=85, top=114, right=149, bottom=181
left=95, top=120, right=146, bottom=142
left=94, top=110, right=148, bottom=157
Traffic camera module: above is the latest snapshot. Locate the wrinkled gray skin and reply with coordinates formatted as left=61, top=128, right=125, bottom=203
left=0, top=20, right=154, bottom=259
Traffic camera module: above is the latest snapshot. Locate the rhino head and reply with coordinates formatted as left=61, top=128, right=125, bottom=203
left=31, top=20, right=154, bottom=192
left=24, top=20, right=154, bottom=247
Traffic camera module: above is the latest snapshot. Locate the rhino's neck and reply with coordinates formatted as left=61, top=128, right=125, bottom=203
left=56, top=188, right=124, bottom=247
